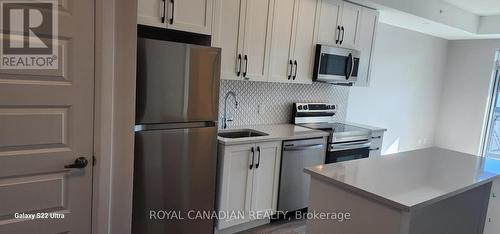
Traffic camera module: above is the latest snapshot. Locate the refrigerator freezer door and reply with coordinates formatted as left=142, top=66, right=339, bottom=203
left=136, top=39, right=221, bottom=124
left=132, top=126, right=217, bottom=234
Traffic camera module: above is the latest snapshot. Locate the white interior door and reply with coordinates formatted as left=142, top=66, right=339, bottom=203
left=166, top=0, right=213, bottom=35
left=250, top=142, right=281, bottom=215
left=0, top=1, right=94, bottom=233
left=291, top=0, right=317, bottom=84
left=339, top=1, right=361, bottom=49
left=242, top=0, right=272, bottom=81
left=212, top=0, right=246, bottom=80
left=268, top=0, right=296, bottom=83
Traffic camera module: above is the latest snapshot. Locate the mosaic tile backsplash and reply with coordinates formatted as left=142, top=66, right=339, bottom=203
left=218, top=80, right=350, bottom=129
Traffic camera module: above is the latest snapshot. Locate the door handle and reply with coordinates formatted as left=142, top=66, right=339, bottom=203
left=160, top=0, right=166, bottom=23
left=336, top=25, right=341, bottom=44
left=64, top=157, right=89, bottom=169
left=293, top=60, right=298, bottom=80
left=288, top=60, right=293, bottom=80
left=237, top=54, right=242, bottom=76
left=345, top=53, right=353, bottom=80
left=249, top=147, right=254, bottom=169
left=283, top=144, right=324, bottom=151
left=243, top=55, right=248, bottom=77
left=340, top=26, right=345, bottom=45
left=255, top=146, right=261, bottom=169
left=169, top=0, right=175, bottom=24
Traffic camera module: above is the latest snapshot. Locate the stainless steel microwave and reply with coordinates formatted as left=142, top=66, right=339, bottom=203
left=313, top=44, right=360, bottom=85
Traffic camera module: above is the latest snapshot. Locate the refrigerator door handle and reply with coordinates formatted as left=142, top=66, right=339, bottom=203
left=134, top=121, right=216, bottom=132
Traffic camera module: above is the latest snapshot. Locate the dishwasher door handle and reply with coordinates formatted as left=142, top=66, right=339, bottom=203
left=283, top=144, right=324, bottom=151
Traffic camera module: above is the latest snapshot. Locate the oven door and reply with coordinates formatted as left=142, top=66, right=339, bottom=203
left=325, top=140, right=370, bottom=164
left=313, top=45, right=360, bottom=84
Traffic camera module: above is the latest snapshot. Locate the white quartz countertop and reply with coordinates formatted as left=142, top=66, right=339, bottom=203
left=304, top=147, right=500, bottom=211
left=218, top=124, right=329, bottom=145
left=339, top=121, right=387, bottom=132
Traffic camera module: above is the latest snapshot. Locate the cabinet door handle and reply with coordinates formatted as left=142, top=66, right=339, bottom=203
left=371, top=136, right=382, bottom=139
left=255, top=146, right=261, bottom=169
left=335, top=25, right=341, bottom=44
left=243, top=55, right=248, bottom=77
left=340, top=26, right=345, bottom=45
left=288, top=60, right=293, bottom=80
left=369, top=147, right=380, bottom=151
left=160, top=0, right=166, bottom=23
left=249, top=147, right=255, bottom=169
left=293, top=60, right=298, bottom=80
left=169, top=0, right=175, bottom=24
left=237, top=54, right=242, bottom=76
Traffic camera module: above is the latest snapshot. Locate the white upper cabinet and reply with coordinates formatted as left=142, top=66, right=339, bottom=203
left=166, top=0, right=214, bottom=35
left=138, top=0, right=214, bottom=35
left=316, top=0, right=342, bottom=46
left=315, top=0, right=362, bottom=50
left=268, top=0, right=317, bottom=84
left=213, top=0, right=272, bottom=81
left=212, top=0, right=246, bottom=80
left=339, top=2, right=362, bottom=49
left=138, top=0, right=168, bottom=28
left=291, top=0, right=318, bottom=84
left=268, top=0, right=296, bottom=83
left=242, top=0, right=273, bottom=82
left=355, top=7, right=378, bottom=87
left=213, top=0, right=378, bottom=85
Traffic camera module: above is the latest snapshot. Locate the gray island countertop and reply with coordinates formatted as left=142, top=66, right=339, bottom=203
left=305, top=147, right=500, bottom=211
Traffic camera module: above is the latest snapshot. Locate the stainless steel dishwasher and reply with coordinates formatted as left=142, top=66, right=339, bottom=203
left=278, top=137, right=326, bottom=214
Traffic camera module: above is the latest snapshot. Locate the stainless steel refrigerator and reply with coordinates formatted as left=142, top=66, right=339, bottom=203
left=133, top=37, right=221, bottom=234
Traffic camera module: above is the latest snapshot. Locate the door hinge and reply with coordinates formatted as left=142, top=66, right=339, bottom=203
left=92, top=156, right=96, bottom=166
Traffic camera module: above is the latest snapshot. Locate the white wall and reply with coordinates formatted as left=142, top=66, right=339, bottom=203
left=347, top=23, right=448, bottom=154
left=434, top=40, right=500, bottom=155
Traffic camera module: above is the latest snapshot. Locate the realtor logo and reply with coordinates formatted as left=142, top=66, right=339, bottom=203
left=0, top=0, right=58, bottom=69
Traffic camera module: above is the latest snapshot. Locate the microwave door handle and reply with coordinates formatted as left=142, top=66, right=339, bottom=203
left=350, top=56, right=355, bottom=78
left=345, top=53, right=352, bottom=80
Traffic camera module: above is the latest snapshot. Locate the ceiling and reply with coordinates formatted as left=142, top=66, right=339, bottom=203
left=443, top=0, right=500, bottom=16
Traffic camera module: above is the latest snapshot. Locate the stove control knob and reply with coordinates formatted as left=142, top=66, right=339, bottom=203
left=304, top=105, right=308, bottom=110
left=298, top=105, right=303, bottom=110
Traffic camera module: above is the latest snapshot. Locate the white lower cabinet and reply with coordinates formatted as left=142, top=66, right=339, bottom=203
left=216, top=141, right=281, bottom=230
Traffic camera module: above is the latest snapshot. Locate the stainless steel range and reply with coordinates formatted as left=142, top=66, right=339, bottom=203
left=293, top=103, right=372, bottom=163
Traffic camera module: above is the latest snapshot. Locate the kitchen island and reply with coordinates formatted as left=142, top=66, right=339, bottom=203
left=304, top=147, right=500, bottom=234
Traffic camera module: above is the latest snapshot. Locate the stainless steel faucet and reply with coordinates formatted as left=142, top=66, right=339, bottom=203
left=223, top=91, right=238, bottom=129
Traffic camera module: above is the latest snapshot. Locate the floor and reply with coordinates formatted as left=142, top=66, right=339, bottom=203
left=238, top=219, right=306, bottom=234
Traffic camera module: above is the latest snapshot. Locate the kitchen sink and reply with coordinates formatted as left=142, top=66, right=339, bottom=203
left=218, top=129, right=269, bottom=138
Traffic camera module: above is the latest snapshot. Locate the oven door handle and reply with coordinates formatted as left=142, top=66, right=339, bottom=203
left=283, top=144, right=324, bottom=151
left=330, top=141, right=371, bottom=152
